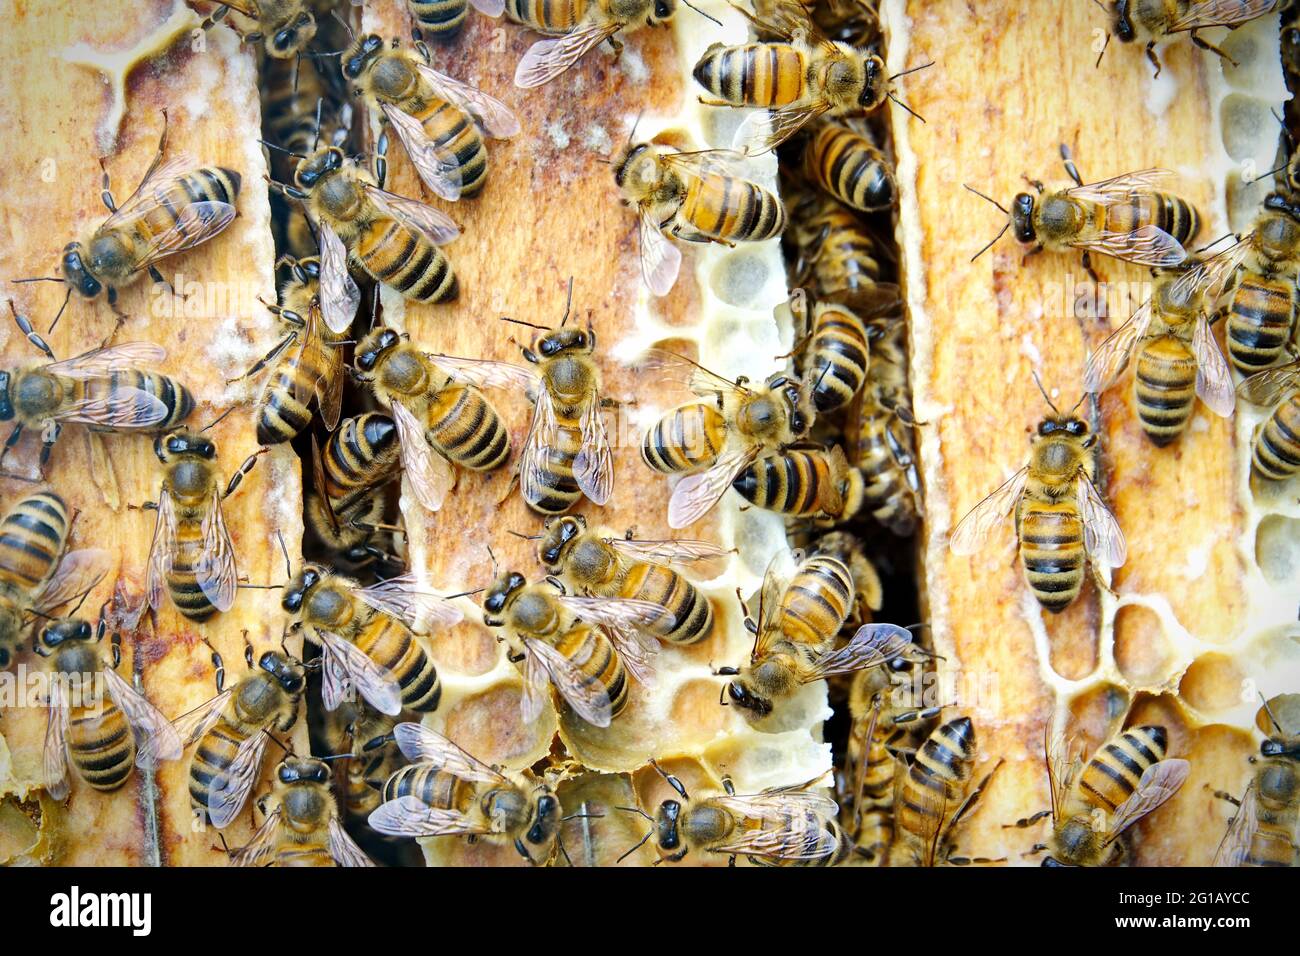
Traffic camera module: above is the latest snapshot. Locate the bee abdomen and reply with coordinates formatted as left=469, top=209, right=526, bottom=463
left=733, top=450, right=826, bottom=517
left=692, top=42, right=805, bottom=107
left=855, top=413, right=920, bottom=536
left=357, top=617, right=441, bottom=712
left=624, top=562, right=713, bottom=645
left=67, top=704, right=135, bottom=791
left=0, top=490, right=69, bottom=591
left=275, top=843, right=336, bottom=867
left=897, top=717, right=975, bottom=853
left=554, top=626, right=627, bottom=720
left=189, top=722, right=243, bottom=816
left=1135, top=337, right=1196, bottom=446
left=804, top=123, right=896, bottom=213
left=1079, top=726, right=1167, bottom=813
left=177, top=167, right=242, bottom=207
left=525, top=423, right=582, bottom=514
left=810, top=305, right=869, bottom=412
left=1227, top=275, right=1296, bottom=373
left=781, top=555, right=853, bottom=648
left=382, top=764, right=473, bottom=810
left=1253, top=392, right=1300, bottom=481
left=505, top=0, right=585, bottom=31
left=167, top=532, right=222, bottom=621
left=680, top=175, right=786, bottom=243
left=1019, top=505, right=1084, bottom=613
left=358, top=220, right=458, bottom=303
left=325, top=412, right=402, bottom=499
left=257, top=367, right=313, bottom=446
left=641, top=403, right=727, bottom=474
left=427, top=387, right=510, bottom=471
left=87, top=371, right=195, bottom=432
left=1152, top=192, right=1200, bottom=246
left=409, top=0, right=469, bottom=37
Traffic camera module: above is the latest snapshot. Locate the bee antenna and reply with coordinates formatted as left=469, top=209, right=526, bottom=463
left=330, top=7, right=355, bottom=40
left=963, top=183, right=1009, bottom=215
left=969, top=222, right=1010, bottom=263
left=1249, top=162, right=1290, bottom=186
left=500, top=316, right=552, bottom=331
left=888, top=60, right=933, bottom=82
left=625, top=110, right=645, bottom=151
left=201, top=406, right=237, bottom=432
left=276, top=530, right=291, bottom=580
left=312, top=98, right=324, bottom=152
left=507, top=530, right=541, bottom=540
left=259, top=140, right=306, bottom=159
left=887, top=91, right=926, bottom=124
left=8, top=302, right=55, bottom=360
left=486, top=544, right=499, bottom=577
left=615, top=827, right=655, bottom=864
left=680, top=0, right=723, bottom=26
left=560, top=276, right=574, bottom=327
left=443, top=586, right=486, bottom=599
left=11, top=276, right=64, bottom=283
left=46, top=286, right=72, bottom=334
left=1094, top=31, right=1110, bottom=69
left=1030, top=370, right=1062, bottom=416
left=1260, top=693, right=1284, bottom=734
left=291, top=53, right=301, bottom=94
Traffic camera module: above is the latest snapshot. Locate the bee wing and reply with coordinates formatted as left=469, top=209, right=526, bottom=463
left=1083, top=300, right=1154, bottom=395
left=368, top=795, right=492, bottom=837
left=731, top=0, right=828, bottom=45
left=413, top=62, right=521, bottom=138
left=43, top=677, right=70, bottom=802
left=667, top=446, right=758, bottom=530
left=469, top=0, right=505, bottom=15
left=600, top=624, right=656, bottom=686
left=638, top=207, right=682, bottom=297
left=43, top=342, right=167, bottom=378
left=364, top=185, right=462, bottom=245
left=824, top=281, right=903, bottom=320
left=33, top=548, right=112, bottom=614
left=639, top=348, right=748, bottom=397
left=750, top=548, right=793, bottom=658
left=51, top=387, right=170, bottom=430
left=520, top=386, right=562, bottom=511
left=555, top=594, right=676, bottom=633
left=137, top=201, right=238, bottom=268
left=1077, top=472, right=1127, bottom=568
left=710, top=784, right=842, bottom=861
left=208, top=730, right=270, bottom=829
left=513, top=23, right=622, bottom=89
left=154, top=689, right=234, bottom=756
left=523, top=636, right=613, bottom=728
left=1212, top=781, right=1261, bottom=867
left=800, top=623, right=916, bottom=682
left=100, top=156, right=196, bottom=229
left=328, top=816, right=376, bottom=866
left=379, top=102, right=465, bottom=203
left=352, top=573, right=463, bottom=634
left=574, top=394, right=614, bottom=505
left=1237, top=360, right=1300, bottom=407
left=520, top=643, right=551, bottom=725
left=295, top=304, right=344, bottom=430
left=145, top=490, right=177, bottom=612
left=392, top=398, right=454, bottom=513
left=1168, top=0, right=1277, bottom=32
left=309, top=434, right=342, bottom=537
left=196, top=486, right=237, bottom=613
left=390, top=722, right=508, bottom=784
left=101, top=666, right=183, bottom=767
left=1073, top=224, right=1188, bottom=268
left=732, top=101, right=830, bottom=157
left=607, top=536, right=733, bottom=568
left=660, top=148, right=753, bottom=179
left=1192, top=313, right=1236, bottom=418
left=316, top=628, right=403, bottom=716
left=1064, top=168, right=1173, bottom=202
left=948, top=466, right=1029, bottom=556
left=428, top=354, right=539, bottom=391
left=318, top=221, right=361, bottom=334
left=714, top=777, right=840, bottom=821
left=1104, top=758, right=1190, bottom=845
left=231, top=805, right=283, bottom=867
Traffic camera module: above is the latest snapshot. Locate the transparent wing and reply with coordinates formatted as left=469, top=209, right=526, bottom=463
left=1073, top=224, right=1188, bottom=268
left=428, top=354, right=538, bottom=391
left=752, top=549, right=792, bottom=659
left=1105, top=758, right=1190, bottom=844
left=732, top=101, right=830, bottom=156
left=353, top=573, right=463, bottom=634
left=33, top=548, right=112, bottom=614
left=599, top=624, right=656, bottom=685
left=390, top=722, right=508, bottom=784
left=575, top=396, right=614, bottom=505
left=1064, top=168, right=1173, bottom=202
left=100, top=156, right=196, bottom=229
left=948, top=466, right=1029, bottom=556
left=306, top=306, right=345, bottom=430
left=231, top=806, right=283, bottom=867
left=44, top=342, right=167, bottom=378
left=415, top=61, right=521, bottom=138
left=713, top=780, right=840, bottom=822
left=380, top=102, right=464, bottom=203
left=364, top=185, right=461, bottom=245
left=667, top=446, right=758, bottom=530
left=638, top=207, right=682, bottom=297
left=520, top=643, right=551, bottom=724
left=639, top=348, right=749, bottom=397
left=660, top=148, right=755, bottom=179
left=524, top=636, right=613, bottom=728
left=607, top=536, right=733, bottom=568
left=318, top=221, right=361, bottom=334
left=1077, top=472, right=1127, bottom=568
left=51, top=386, right=170, bottom=429
left=208, top=730, right=270, bottom=829
left=393, top=399, right=454, bottom=513
left=520, top=387, right=561, bottom=511
left=195, top=486, right=237, bottom=613
left=1237, top=360, right=1300, bottom=407
left=137, top=201, right=238, bottom=268
left=1168, top=0, right=1277, bottom=32
left=145, top=490, right=177, bottom=612
left=554, top=594, right=676, bottom=633
left=1192, top=313, right=1236, bottom=418
left=469, top=0, right=505, bottom=14
left=327, top=816, right=375, bottom=866
left=316, top=628, right=403, bottom=716
left=801, top=623, right=915, bottom=682
left=102, top=666, right=183, bottom=767
left=368, top=795, right=492, bottom=837
left=43, top=677, right=70, bottom=801
left=1212, top=782, right=1260, bottom=868
left=155, top=689, right=233, bottom=757
left=513, top=24, right=622, bottom=89
left=1083, top=300, right=1154, bottom=395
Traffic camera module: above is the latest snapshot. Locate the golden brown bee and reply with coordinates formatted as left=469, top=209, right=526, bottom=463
left=949, top=406, right=1126, bottom=614
left=201, top=0, right=318, bottom=58
left=1236, top=359, right=1300, bottom=482
left=321, top=700, right=400, bottom=821
left=808, top=530, right=881, bottom=627
left=232, top=756, right=373, bottom=866
left=788, top=195, right=900, bottom=315
left=306, top=413, right=403, bottom=568
left=802, top=119, right=895, bottom=214
left=1213, top=694, right=1300, bottom=867
left=343, top=34, right=520, bottom=201
left=1224, top=194, right=1300, bottom=374
left=408, top=0, right=505, bottom=41
left=613, top=140, right=786, bottom=296
left=144, top=430, right=261, bottom=622
left=1101, top=0, right=1279, bottom=77
left=732, top=444, right=862, bottom=523
left=38, top=614, right=182, bottom=800
left=537, top=514, right=729, bottom=647
left=1011, top=724, right=1189, bottom=867
left=370, top=722, right=563, bottom=864
left=1084, top=255, right=1237, bottom=446
left=785, top=290, right=878, bottom=413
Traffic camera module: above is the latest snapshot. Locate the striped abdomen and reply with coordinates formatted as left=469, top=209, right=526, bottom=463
left=641, top=402, right=727, bottom=474
left=381, top=763, right=476, bottom=811
left=1242, top=760, right=1300, bottom=867
left=779, top=555, right=853, bottom=649
left=551, top=625, right=627, bottom=721
left=809, top=304, right=869, bottom=412
left=67, top=699, right=135, bottom=792
left=408, top=0, right=470, bottom=38
left=505, top=0, right=587, bottom=31
left=804, top=123, right=896, bottom=213
left=408, top=96, right=487, bottom=197
left=323, top=413, right=402, bottom=508
left=732, top=449, right=835, bottom=517
left=1253, top=389, right=1300, bottom=481
left=761, top=815, right=850, bottom=867
left=853, top=408, right=920, bottom=536
left=274, top=842, right=336, bottom=866
left=692, top=42, right=806, bottom=107
left=809, top=209, right=886, bottom=301
left=189, top=718, right=247, bottom=819
left=167, top=511, right=223, bottom=621
left=621, top=561, right=713, bottom=645
left=256, top=331, right=344, bottom=445
left=79, top=371, right=194, bottom=434
left=0, top=490, right=69, bottom=594
left=1098, top=191, right=1200, bottom=248
left=897, top=716, right=976, bottom=866
left=1078, top=726, right=1168, bottom=813
left=678, top=174, right=786, bottom=243
left=525, top=421, right=582, bottom=514
left=354, top=613, right=441, bottom=712
left=355, top=217, right=457, bottom=303
left=129, top=167, right=242, bottom=249
left=1018, top=500, right=1084, bottom=613
left=426, top=385, right=510, bottom=471
left=1135, top=335, right=1196, bottom=446
left=846, top=710, right=900, bottom=865
left=1227, top=273, right=1297, bottom=373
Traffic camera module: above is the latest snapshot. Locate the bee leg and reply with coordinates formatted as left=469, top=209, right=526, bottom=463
left=607, top=35, right=624, bottom=62
left=374, top=128, right=390, bottom=190
left=0, top=423, right=24, bottom=474
left=1089, top=561, right=1116, bottom=599
left=148, top=265, right=181, bottom=301
left=225, top=330, right=300, bottom=385
left=38, top=421, right=60, bottom=479
left=721, top=776, right=735, bottom=795
left=1145, top=41, right=1161, bottom=78
left=1207, top=785, right=1241, bottom=808
left=1190, top=31, right=1238, bottom=68
left=1080, top=252, right=1102, bottom=286
left=222, top=449, right=267, bottom=499
left=696, top=95, right=731, bottom=107
left=1003, top=809, right=1051, bottom=829
left=98, top=158, right=117, bottom=213
left=201, top=635, right=227, bottom=693
left=1020, top=245, right=1043, bottom=268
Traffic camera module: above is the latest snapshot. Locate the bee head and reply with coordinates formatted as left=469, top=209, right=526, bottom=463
left=538, top=515, right=585, bottom=570
left=1109, top=1, right=1135, bottom=43
left=482, top=571, right=527, bottom=624
left=1010, top=192, right=1036, bottom=243
left=647, top=0, right=676, bottom=25
left=1037, top=415, right=1089, bottom=441
left=856, top=55, right=885, bottom=109
left=278, top=755, right=331, bottom=785
left=611, top=143, right=658, bottom=199
left=281, top=564, right=324, bottom=614
left=355, top=327, right=401, bottom=375
left=1256, top=694, right=1300, bottom=757
left=654, top=800, right=685, bottom=858
left=155, top=430, right=216, bottom=463
left=726, top=677, right=773, bottom=717
left=536, top=327, right=590, bottom=358
left=39, top=617, right=93, bottom=649
left=267, top=10, right=316, bottom=58
left=0, top=371, right=12, bottom=422
left=259, top=650, right=307, bottom=694
left=61, top=242, right=103, bottom=300
left=294, top=146, right=344, bottom=190
left=765, top=373, right=814, bottom=438
left=514, top=790, right=562, bottom=864
left=342, top=33, right=386, bottom=80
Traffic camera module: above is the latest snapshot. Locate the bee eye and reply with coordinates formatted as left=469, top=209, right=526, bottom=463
left=654, top=0, right=670, bottom=15
left=1037, top=421, right=1054, bottom=436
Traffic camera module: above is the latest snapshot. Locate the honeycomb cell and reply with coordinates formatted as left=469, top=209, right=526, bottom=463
left=1179, top=653, right=1248, bottom=716
left=1225, top=165, right=1275, bottom=234
left=1255, top=514, right=1300, bottom=590
left=1067, top=682, right=1131, bottom=751
left=709, top=249, right=773, bottom=309
left=1220, top=93, right=1275, bottom=161
left=1113, top=604, right=1176, bottom=686
left=436, top=681, right=557, bottom=767
left=427, top=621, right=499, bottom=676
left=554, top=773, right=651, bottom=866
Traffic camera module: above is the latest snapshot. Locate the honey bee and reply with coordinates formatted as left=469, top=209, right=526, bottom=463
left=1223, top=193, right=1300, bottom=374
left=788, top=196, right=900, bottom=315
left=1084, top=256, right=1237, bottom=446
left=144, top=430, right=261, bottom=622
left=537, top=514, right=729, bottom=647
left=1213, top=694, right=1300, bottom=867
left=200, top=1, right=318, bottom=58
left=612, top=140, right=787, bottom=296
left=802, top=119, right=896, bottom=214
left=261, top=56, right=349, bottom=176
left=1101, top=0, right=1279, bottom=77
left=1236, top=359, right=1300, bottom=482
left=1011, top=724, right=1190, bottom=866
left=693, top=0, right=928, bottom=155
left=281, top=564, right=464, bottom=716
left=321, top=700, right=400, bottom=821
left=625, top=762, right=849, bottom=865
left=232, top=756, right=373, bottom=866
left=306, top=414, right=403, bottom=568
left=967, top=145, right=1201, bottom=274
left=784, top=289, right=880, bottom=413
left=0, top=490, right=110, bottom=669
left=0, top=305, right=195, bottom=479
left=718, top=553, right=916, bottom=718
left=639, top=350, right=814, bottom=529
left=949, top=403, right=1126, bottom=614
left=369, top=722, right=563, bottom=864
left=807, top=530, right=881, bottom=626
left=732, top=444, right=862, bottom=523
left=352, top=327, right=512, bottom=514
left=342, top=34, right=520, bottom=202
left=38, top=613, right=182, bottom=800
left=408, top=0, right=505, bottom=41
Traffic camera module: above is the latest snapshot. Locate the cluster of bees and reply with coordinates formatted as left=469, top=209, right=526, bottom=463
left=0, top=0, right=1296, bottom=867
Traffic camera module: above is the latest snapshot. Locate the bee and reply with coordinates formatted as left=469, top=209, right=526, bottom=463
left=1223, top=193, right=1300, bottom=374
left=144, top=430, right=261, bottom=622
left=352, top=327, right=512, bottom=514
left=1213, top=694, right=1300, bottom=867
left=848, top=322, right=922, bottom=536
left=369, top=722, right=563, bottom=864
left=639, top=350, right=814, bottom=529
left=1101, top=0, right=1279, bottom=77
left=732, top=444, right=863, bottom=523
left=320, top=701, right=400, bottom=821
left=0, top=305, right=195, bottom=479
left=967, top=145, right=1200, bottom=275
left=802, top=119, right=896, bottom=214
left=949, top=402, right=1127, bottom=614
left=0, top=490, right=110, bottom=669
left=1011, top=724, right=1190, bottom=866
left=281, top=564, right=464, bottom=716
left=718, top=552, right=916, bottom=718
left=227, top=256, right=345, bottom=447
left=306, top=413, right=403, bottom=568
left=408, top=0, right=505, bottom=41
left=261, top=57, right=349, bottom=174
left=626, top=762, right=849, bottom=865
left=1084, top=256, right=1237, bottom=446
left=342, top=34, right=520, bottom=202
left=788, top=196, right=900, bottom=315
left=37, top=613, right=182, bottom=800
left=1236, top=359, right=1300, bottom=482
left=231, top=756, right=373, bottom=866
left=483, top=570, right=672, bottom=727
left=612, top=140, right=787, bottom=296
left=808, top=530, right=882, bottom=627
left=784, top=289, right=881, bottom=413
left=692, top=0, right=928, bottom=155
left=42, top=113, right=239, bottom=329
left=537, top=514, right=729, bottom=647
left=200, top=1, right=318, bottom=58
